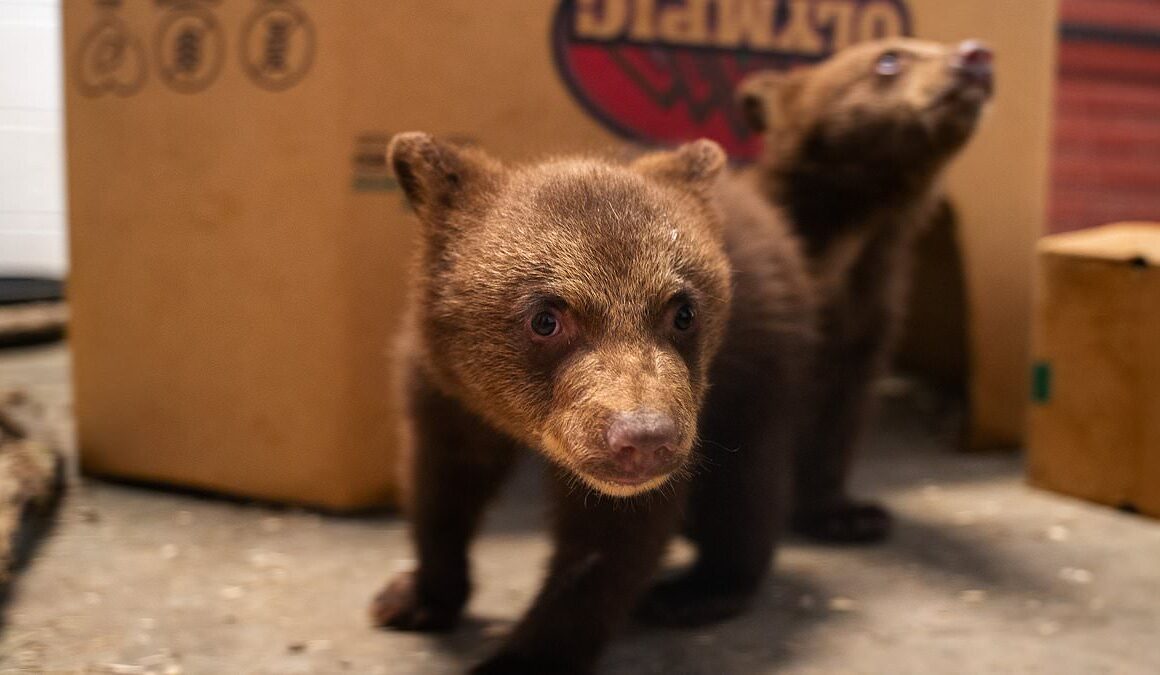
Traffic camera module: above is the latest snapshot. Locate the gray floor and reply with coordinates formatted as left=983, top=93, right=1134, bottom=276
left=1, top=345, right=1158, bottom=674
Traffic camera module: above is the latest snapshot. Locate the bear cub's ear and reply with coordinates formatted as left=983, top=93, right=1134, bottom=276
left=737, top=71, right=801, bottom=134
left=388, top=132, right=502, bottom=219
left=633, top=139, right=726, bottom=193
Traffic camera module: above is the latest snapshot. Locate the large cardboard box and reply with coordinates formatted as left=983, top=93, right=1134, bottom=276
left=1027, top=223, right=1160, bottom=518
left=65, top=1, right=1056, bottom=509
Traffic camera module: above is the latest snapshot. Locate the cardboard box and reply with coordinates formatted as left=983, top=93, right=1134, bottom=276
left=66, top=1, right=405, bottom=510
left=65, top=1, right=1056, bottom=509
left=1027, top=223, right=1160, bottom=518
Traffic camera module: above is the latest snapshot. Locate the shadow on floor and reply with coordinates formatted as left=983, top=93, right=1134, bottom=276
left=415, top=571, right=835, bottom=675
left=872, top=514, right=1060, bottom=597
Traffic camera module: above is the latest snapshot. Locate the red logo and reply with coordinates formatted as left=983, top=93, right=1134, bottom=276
left=552, top=0, right=912, bottom=160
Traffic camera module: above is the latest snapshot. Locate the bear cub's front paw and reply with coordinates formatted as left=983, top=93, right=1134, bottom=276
left=792, top=500, right=893, bottom=544
left=471, top=651, right=588, bottom=675
left=634, top=573, right=754, bottom=627
left=369, top=570, right=463, bottom=632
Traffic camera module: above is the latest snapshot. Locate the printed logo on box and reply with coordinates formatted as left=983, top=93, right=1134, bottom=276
left=552, top=0, right=912, bottom=159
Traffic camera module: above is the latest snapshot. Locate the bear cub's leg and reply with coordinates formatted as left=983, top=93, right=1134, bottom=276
left=792, top=332, right=893, bottom=544
left=474, top=473, right=686, bottom=675
left=636, top=405, right=793, bottom=627
left=371, top=367, right=519, bottom=631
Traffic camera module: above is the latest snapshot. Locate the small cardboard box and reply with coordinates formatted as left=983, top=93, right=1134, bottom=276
left=65, top=1, right=1056, bottom=509
left=1028, top=223, right=1160, bottom=518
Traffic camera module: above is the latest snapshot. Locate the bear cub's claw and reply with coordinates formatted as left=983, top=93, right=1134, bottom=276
left=369, top=570, right=462, bottom=632
left=792, top=500, right=893, bottom=544
left=634, top=574, right=754, bottom=627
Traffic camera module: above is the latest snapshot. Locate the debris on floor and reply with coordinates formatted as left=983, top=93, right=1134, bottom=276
left=0, top=389, right=66, bottom=590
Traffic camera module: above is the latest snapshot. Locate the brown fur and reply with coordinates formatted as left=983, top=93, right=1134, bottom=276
left=738, top=38, right=992, bottom=542
left=371, top=134, right=814, bottom=673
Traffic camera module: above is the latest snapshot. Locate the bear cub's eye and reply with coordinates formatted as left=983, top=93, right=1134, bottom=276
left=673, top=304, right=695, bottom=331
left=875, top=51, right=903, bottom=76
left=530, top=310, right=562, bottom=338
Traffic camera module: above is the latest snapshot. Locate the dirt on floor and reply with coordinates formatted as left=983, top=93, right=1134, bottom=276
left=1, top=345, right=1158, bottom=674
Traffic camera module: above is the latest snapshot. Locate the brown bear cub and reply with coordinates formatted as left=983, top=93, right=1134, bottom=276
left=371, top=134, right=814, bottom=673
left=738, top=38, right=994, bottom=542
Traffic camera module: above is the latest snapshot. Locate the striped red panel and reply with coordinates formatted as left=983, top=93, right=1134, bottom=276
left=1059, top=0, right=1160, bottom=30
left=1058, top=41, right=1160, bottom=82
left=1050, top=0, right=1160, bottom=233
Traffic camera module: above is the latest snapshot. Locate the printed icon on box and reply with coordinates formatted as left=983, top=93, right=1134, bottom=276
left=75, top=16, right=148, bottom=97
left=551, top=0, right=912, bottom=160
left=352, top=134, right=398, bottom=193
left=155, top=3, right=226, bottom=94
left=241, top=1, right=316, bottom=92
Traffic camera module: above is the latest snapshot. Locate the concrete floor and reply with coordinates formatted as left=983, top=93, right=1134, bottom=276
left=1, top=344, right=1159, bottom=674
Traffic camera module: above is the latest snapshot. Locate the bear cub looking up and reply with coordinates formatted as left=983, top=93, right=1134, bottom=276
left=739, top=38, right=994, bottom=543
left=371, top=134, right=814, bottom=673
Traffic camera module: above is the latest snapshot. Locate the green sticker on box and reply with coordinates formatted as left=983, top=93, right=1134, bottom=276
left=1031, top=361, right=1052, bottom=404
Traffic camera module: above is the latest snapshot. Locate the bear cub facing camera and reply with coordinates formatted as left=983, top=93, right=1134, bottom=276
left=371, top=134, right=814, bottom=673
left=739, top=38, right=994, bottom=543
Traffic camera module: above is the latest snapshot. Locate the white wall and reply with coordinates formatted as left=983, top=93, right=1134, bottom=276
left=0, top=0, right=65, bottom=275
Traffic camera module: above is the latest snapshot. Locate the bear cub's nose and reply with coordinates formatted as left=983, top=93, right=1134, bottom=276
left=958, top=40, right=992, bottom=67
left=954, top=40, right=994, bottom=92
left=604, top=410, right=680, bottom=482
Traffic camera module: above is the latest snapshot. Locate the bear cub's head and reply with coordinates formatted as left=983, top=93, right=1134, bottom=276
left=391, top=133, right=733, bottom=497
left=740, top=38, right=994, bottom=182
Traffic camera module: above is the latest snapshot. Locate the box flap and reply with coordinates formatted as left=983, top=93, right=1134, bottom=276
left=1038, top=222, right=1160, bottom=265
